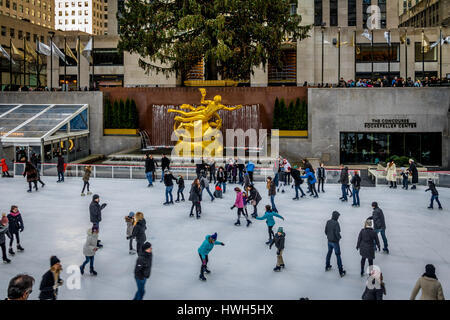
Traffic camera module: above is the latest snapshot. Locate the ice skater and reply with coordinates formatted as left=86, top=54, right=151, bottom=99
left=144, top=153, right=157, bottom=187
left=133, top=242, right=152, bottom=300
left=290, top=166, right=306, bottom=200
left=317, top=163, right=326, bottom=193
left=351, top=171, right=361, bottom=207
left=338, top=165, right=349, bottom=201
left=31, top=153, right=45, bottom=187
left=200, top=171, right=215, bottom=202
left=266, top=177, right=278, bottom=212
left=81, top=165, right=92, bottom=196
left=230, top=187, right=252, bottom=227
left=7, top=205, right=24, bottom=255
left=198, top=232, right=225, bottom=281
left=216, top=167, right=227, bottom=193
left=246, top=184, right=262, bottom=218
left=160, top=154, right=170, bottom=183
left=269, top=227, right=286, bottom=271
left=80, top=225, right=99, bottom=276
left=125, top=212, right=136, bottom=254
left=132, top=212, right=147, bottom=255
left=56, top=154, right=65, bottom=183
left=23, top=161, right=38, bottom=193
left=89, top=194, right=107, bottom=248
left=256, top=205, right=284, bottom=245
left=0, top=214, right=11, bottom=264
left=400, top=167, right=409, bottom=189
left=410, top=264, right=445, bottom=300
left=300, top=168, right=318, bottom=198
left=368, top=202, right=389, bottom=254
left=246, top=160, right=255, bottom=183
left=425, top=179, right=443, bottom=210
left=38, top=256, right=63, bottom=300
left=189, top=179, right=202, bottom=219
left=163, top=170, right=177, bottom=205
left=356, top=219, right=380, bottom=277
left=175, top=174, right=185, bottom=202
left=1, top=158, right=11, bottom=177
left=324, top=211, right=346, bottom=277
left=386, top=160, right=397, bottom=189
left=408, top=159, right=419, bottom=189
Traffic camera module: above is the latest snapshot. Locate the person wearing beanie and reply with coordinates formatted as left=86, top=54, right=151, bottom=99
left=356, top=219, right=380, bottom=277
left=300, top=168, right=318, bottom=198
left=125, top=212, right=136, bottom=254
left=80, top=226, right=99, bottom=276
left=39, top=256, right=63, bottom=300
left=290, top=166, right=306, bottom=200
left=269, top=227, right=286, bottom=272
left=425, top=179, right=443, bottom=210
left=197, top=233, right=224, bottom=281
left=410, top=264, right=445, bottom=300
left=266, top=177, right=278, bottom=212
left=338, top=165, right=349, bottom=201
left=7, top=205, right=25, bottom=256
left=246, top=184, right=262, bottom=218
left=1, top=158, right=11, bottom=177
left=89, top=194, right=107, bottom=248
left=134, top=242, right=152, bottom=300
left=0, top=214, right=11, bottom=264
left=175, top=175, right=185, bottom=202
left=163, top=170, right=177, bottom=205
left=368, top=202, right=389, bottom=254
left=256, top=205, right=285, bottom=245
left=316, top=163, right=326, bottom=193
left=325, top=211, right=346, bottom=277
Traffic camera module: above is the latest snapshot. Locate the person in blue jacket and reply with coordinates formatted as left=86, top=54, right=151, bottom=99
left=256, top=205, right=285, bottom=245
left=301, top=168, right=318, bottom=198
left=198, top=232, right=225, bottom=281
left=246, top=161, right=255, bottom=183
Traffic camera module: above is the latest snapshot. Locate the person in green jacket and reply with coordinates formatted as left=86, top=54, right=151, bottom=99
left=256, top=205, right=285, bottom=245
left=197, top=233, right=225, bottom=281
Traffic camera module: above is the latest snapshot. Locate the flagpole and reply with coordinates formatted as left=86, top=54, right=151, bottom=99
left=49, top=32, right=54, bottom=90
left=77, top=36, right=80, bottom=91
left=371, top=29, right=374, bottom=81
left=23, top=37, right=26, bottom=88
left=422, top=29, right=425, bottom=81
left=354, top=30, right=356, bottom=82
left=405, top=29, right=408, bottom=80
left=9, top=38, right=12, bottom=89
left=388, top=30, right=390, bottom=85
left=321, top=26, right=324, bottom=86
left=338, top=27, right=340, bottom=85
left=439, top=27, right=442, bottom=83
left=64, top=36, right=67, bottom=91
left=92, top=36, right=95, bottom=90
left=36, top=46, right=39, bottom=88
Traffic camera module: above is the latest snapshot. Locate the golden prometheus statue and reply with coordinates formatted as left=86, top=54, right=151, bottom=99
left=168, top=88, right=243, bottom=157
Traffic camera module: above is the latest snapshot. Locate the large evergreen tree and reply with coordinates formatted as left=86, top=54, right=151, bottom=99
left=273, top=97, right=280, bottom=129
left=278, top=98, right=287, bottom=130
left=118, top=0, right=310, bottom=80
left=112, top=100, right=120, bottom=129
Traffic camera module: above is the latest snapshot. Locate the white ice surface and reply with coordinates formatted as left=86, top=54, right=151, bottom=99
left=0, top=177, right=449, bottom=300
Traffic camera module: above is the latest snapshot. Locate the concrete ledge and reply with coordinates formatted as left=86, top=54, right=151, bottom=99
left=104, top=129, right=139, bottom=135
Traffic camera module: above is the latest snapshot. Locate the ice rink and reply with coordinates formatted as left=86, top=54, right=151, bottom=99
left=0, top=176, right=449, bottom=300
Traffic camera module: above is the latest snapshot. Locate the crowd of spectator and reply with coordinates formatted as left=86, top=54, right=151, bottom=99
left=331, top=76, right=450, bottom=88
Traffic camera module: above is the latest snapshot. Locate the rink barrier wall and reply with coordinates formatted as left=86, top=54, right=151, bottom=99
left=10, top=162, right=450, bottom=187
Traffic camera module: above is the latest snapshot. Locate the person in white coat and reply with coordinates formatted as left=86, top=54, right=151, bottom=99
left=385, top=161, right=397, bottom=188
left=80, top=225, right=99, bottom=276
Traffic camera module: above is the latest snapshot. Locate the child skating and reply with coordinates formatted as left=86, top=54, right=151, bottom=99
left=0, top=214, right=11, bottom=264
left=125, top=212, right=136, bottom=254
left=400, top=167, right=409, bottom=190
left=256, top=205, right=285, bottom=245
left=269, top=227, right=286, bottom=271
left=1, top=158, right=11, bottom=177
left=175, top=175, right=185, bottom=202
left=7, top=205, right=24, bottom=255
left=230, top=187, right=252, bottom=227
left=197, top=232, right=225, bottom=281
left=81, top=165, right=92, bottom=196
left=425, top=179, right=443, bottom=210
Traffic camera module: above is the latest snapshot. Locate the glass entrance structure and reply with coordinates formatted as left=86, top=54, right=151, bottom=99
left=0, top=104, right=89, bottom=166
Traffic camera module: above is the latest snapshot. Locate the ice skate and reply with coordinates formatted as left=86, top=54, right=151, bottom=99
left=234, top=220, right=241, bottom=226
left=265, top=240, right=271, bottom=245
left=325, top=265, right=332, bottom=271
left=251, top=213, right=257, bottom=218
left=292, top=197, right=299, bottom=200
left=81, top=193, right=85, bottom=196
left=199, top=274, right=207, bottom=281
left=3, top=258, right=11, bottom=264
left=246, top=220, right=252, bottom=227
left=17, top=245, right=24, bottom=252
left=204, top=268, right=211, bottom=274
left=383, top=248, right=389, bottom=254
left=90, top=270, right=98, bottom=276
left=280, top=264, right=285, bottom=268
left=189, top=213, right=194, bottom=217
left=80, top=266, right=84, bottom=275
left=129, top=249, right=136, bottom=255
left=339, top=270, right=346, bottom=277
left=175, top=200, right=180, bottom=203
left=87, top=191, right=92, bottom=195
left=8, top=248, right=15, bottom=255
left=27, top=189, right=32, bottom=193
left=163, top=202, right=170, bottom=205
left=273, top=266, right=281, bottom=272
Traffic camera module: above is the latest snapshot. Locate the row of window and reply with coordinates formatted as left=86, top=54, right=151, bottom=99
left=0, top=0, right=52, bottom=11
left=57, top=10, right=107, bottom=19
left=0, top=26, right=46, bottom=43
left=400, top=2, right=440, bottom=28
left=58, top=1, right=107, bottom=11
left=314, top=0, right=387, bottom=28
left=56, top=19, right=107, bottom=27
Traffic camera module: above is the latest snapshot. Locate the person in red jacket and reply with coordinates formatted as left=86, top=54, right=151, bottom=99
left=1, top=158, right=10, bottom=177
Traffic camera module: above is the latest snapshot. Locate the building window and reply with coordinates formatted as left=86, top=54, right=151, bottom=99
left=12, top=2, right=16, bottom=10
left=19, top=4, right=23, bottom=12
left=314, top=0, right=322, bottom=26
left=10, top=28, right=15, bottom=38
left=5, top=0, right=9, bottom=8
left=85, top=1, right=88, bottom=6
left=40, top=35, right=44, bottom=43
left=378, top=0, right=386, bottom=29
left=18, top=30, right=23, bottom=39
left=414, top=43, right=438, bottom=62
left=348, top=0, right=357, bottom=26
left=92, top=48, right=124, bottom=66
left=363, top=0, right=371, bottom=29
left=1, top=26, right=6, bottom=37
left=31, top=9, right=35, bottom=16
left=59, top=11, right=62, bottom=16
left=25, top=8, right=29, bottom=14
left=330, top=0, right=338, bottom=26
left=356, top=44, right=400, bottom=62
left=72, top=19, right=75, bottom=24
left=33, top=34, right=38, bottom=42
left=26, top=32, right=30, bottom=41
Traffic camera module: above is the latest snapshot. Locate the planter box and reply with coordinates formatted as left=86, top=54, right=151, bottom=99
left=273, top=130, right=308, bottom=137
left=104, top=129, right=139, bottom=136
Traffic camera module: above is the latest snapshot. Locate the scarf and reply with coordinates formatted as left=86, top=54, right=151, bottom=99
left=9, top=210, right=20, bottom=217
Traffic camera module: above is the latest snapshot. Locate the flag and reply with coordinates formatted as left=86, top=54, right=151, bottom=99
left=400, top=33, right=406, bottom=44
left=51, top=42, right=67, bottom=63
left=0, top=44, right=15, bottom=64
left=324, top=39, right=331, bottom=45
left=25, top=41, right=38, bottom=62
left=11, top=42, right=24, bottom=59
left=336, top=40, right=348, bottom=48
left=444, top=36, right=450, bottom=44
left=349, top=34, right=361, bottom=55
left=384, top=31, right=391, bottom=45
left=362, top=29, right=372, bottom=42
left=65, top=41, right=77, bottom=64
left=421, top=32, right=430, bottom=53
left=37, top=41, right=51, bottom=56
left=82, top=38, right=93, bottom=63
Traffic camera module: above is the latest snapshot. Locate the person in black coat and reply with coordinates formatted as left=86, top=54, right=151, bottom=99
left=368, top=201, right=389, bottom=254
left=357, top=219, right=380, bottom=277
left=56, top=154, right=65, bottom=182
left=89, top=194, right=107, bottom=247
left=425, top=179, right=443, bottom=210
left=39, top=256, right=63, bottom=300
left=338, top=165, right=349, bottom=201
left=189, top=179, right=202, bottom=218
left=7, top=205, right=24, bottom=255
left=133, top=242, right=152, bottom=300
left=216, top=167, right=227, bottom=194
left=408, top=159, right=419, bottom=189
left=324, top=211, right=346, bottom=277
left=362, top=271, right=386, bottom=300
left=132, top=212, right=147, bottom=254
left=246, top=185, right=262, bottom=218
left=351, top=172, right=362, bottom=207
left=208, top=159, right=216, bottom=184
left=269, top=227, right=286, bottom=271
left=175, top=175, right=185, bottom=202
left=23, top=161, right=38, bottom=193
left=160, top=154, right=170, bottom=182
left=30, top=153, right=45, bottom=187
left=163, top=170, right=177, bottom=205
left=144, top=154, right=157, bottom=187
left=290, top=166, right=306, bottom=200
left=316, top=163, right=326, bottom=193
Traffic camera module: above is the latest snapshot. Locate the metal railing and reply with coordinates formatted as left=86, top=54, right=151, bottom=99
left=367, top=168, right=449, bottom=186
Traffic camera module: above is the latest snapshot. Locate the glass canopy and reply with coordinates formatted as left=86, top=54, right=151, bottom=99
left=0, top=104, right=89, bottom=144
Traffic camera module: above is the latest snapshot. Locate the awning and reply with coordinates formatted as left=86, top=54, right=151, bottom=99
left=0, top=104, right=89, bottom=145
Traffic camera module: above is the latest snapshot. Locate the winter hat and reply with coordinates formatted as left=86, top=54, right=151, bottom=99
left=128, top=211, right=135, bottom=218
left=211, top=233, right=217, bottom=240
left=401, top=167, right=405, bottom=171
left=425, top=264, right=435, bottom=275
left=371, top=201, right=378, bottom=208
left=50, top=256, right=60, bottom=267
left=277, top=227, right=284, bottom=233
left=142, top=242, right=152, bottom=251
left=92, top=194, right=100, bottom=201
left=293, top=165, right=298, bottom=169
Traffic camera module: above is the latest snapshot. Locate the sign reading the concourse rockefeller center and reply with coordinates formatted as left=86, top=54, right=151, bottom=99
left=364, top=119, right=417, bottom=129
